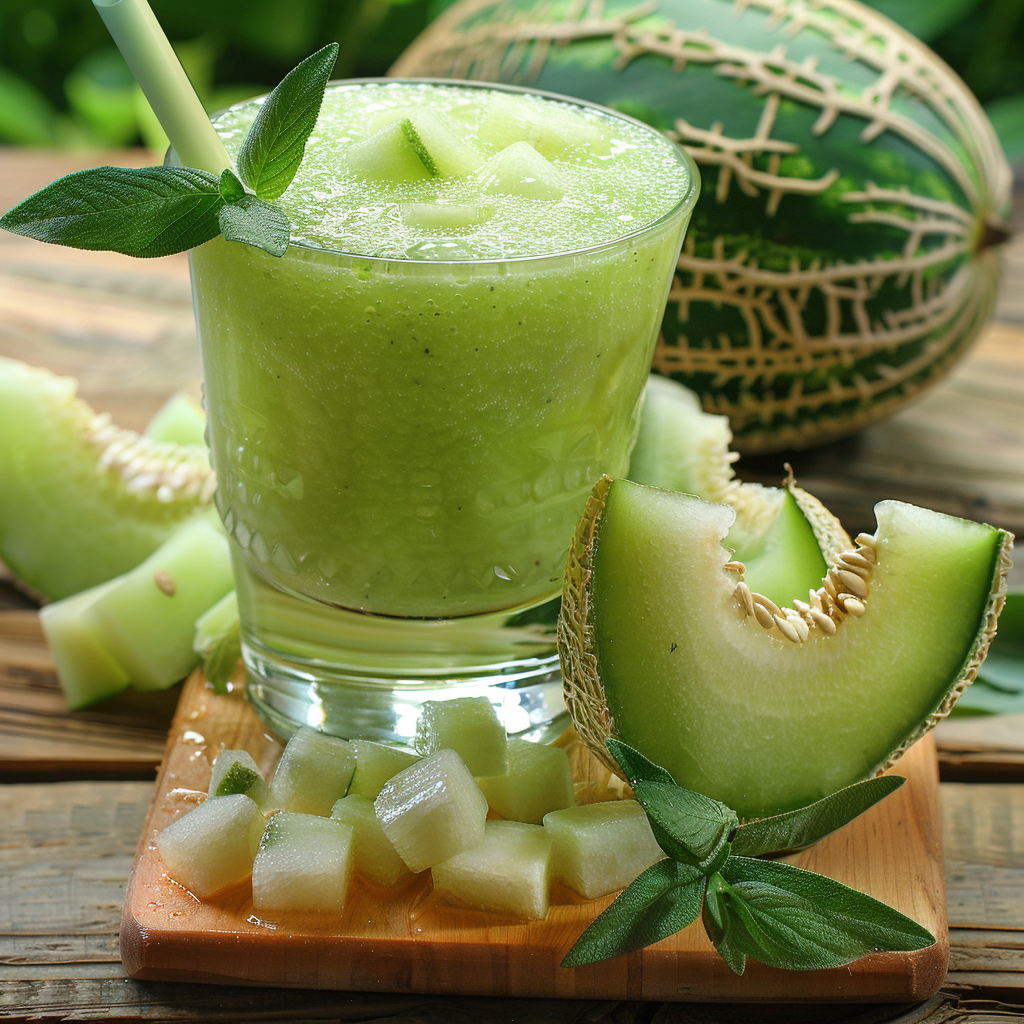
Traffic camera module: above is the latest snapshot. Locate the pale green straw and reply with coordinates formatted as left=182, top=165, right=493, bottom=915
left=92, top=0, right=231, bottom=174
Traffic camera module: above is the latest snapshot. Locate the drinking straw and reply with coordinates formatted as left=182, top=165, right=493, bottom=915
left=92, top=0, right=231, bottom=174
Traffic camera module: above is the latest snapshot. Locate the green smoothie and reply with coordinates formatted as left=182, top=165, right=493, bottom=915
left=190, top=80, right=697, bottom=739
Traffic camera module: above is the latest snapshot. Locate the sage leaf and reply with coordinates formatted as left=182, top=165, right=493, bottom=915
left=218, top=194, right=290, bottom=257
left=237, top=42, right=339, bottom=201
left=731, top=776, right=905, bottom=857
left=561, top=859, right=705, bottom=968
left=632, top=779, right=737, bottom=872
left=703, top=874, right=746, bottom=975
left=607, top=738, right=676, bottom=787
left=716, top=856, right=935, bottom=971
left=0, top=165, right=223, bottom=258
left=219, top=168, right=247, bottom=205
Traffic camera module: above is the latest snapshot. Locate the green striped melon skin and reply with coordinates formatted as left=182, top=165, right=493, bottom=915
left=394, top=0, right=1011, bottom=452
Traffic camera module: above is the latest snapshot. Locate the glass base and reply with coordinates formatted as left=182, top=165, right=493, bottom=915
left=238, top=571, right=568, bottom=745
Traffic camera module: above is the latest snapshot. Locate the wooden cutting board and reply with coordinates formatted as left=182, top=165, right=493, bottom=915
left=121, top=670, right=949, bottom=1002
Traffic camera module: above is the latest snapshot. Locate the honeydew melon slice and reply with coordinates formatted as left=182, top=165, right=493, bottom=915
left=477, top=142, right=563, bottom=200
left=629, top=375, right=843, bottom=608
left=477, top=738, right=574, bottom=824
left=0, top=357, right=215, bottom=600
left=155, top=793, right=265, bottom=898
left=369, top=107, right=484, bottom=177
left=346, top=119, right=435, bottom=182
left=330, top=793, right=411, bottom=887
left=559, top=477, right=1013, bottom=819
left=39, top=579, right=130, bottom=710
left=209, top=749, right=272, bottom=810
left=251, top=811, right=354, bottom=914
left=269, top=726, right=356, bottom=816
left=431, top=820, right=553, bottom=920
left=414, top=696, right=508, bottom=777
left=144, top=392, right=206, bottom=447
left=81, top=515, right=234, bottom=691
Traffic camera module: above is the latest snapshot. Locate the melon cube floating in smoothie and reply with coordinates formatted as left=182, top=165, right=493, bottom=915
left=474, top=95, right=611, bottom=159
left=251, top=811, right=354, bottom=913
left=432, top=820, right=553, bottom=920
left=543, top=801, right=664, bottom=900
left=345, top=120, right=434, bottom=183
left=269, top=727, right=356, bottom=815
left=156, top=793, right=265, bottom=898
left=375, top=749, right=488, bottom=873
left=414, top=696, right=508, bottom=777
left=208, top=748, right=272, bottom=810
left=477, top=738, right=575, bottom=824
left=477, top=142, right=563, bottom=200
left=369, top=107, right=484, bottom=177
left=330, top=793, right=411, bottom=887
left=348, top=739, right=419, bottom=801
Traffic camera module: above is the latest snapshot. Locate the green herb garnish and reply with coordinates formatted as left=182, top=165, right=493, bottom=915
left=561, top=738, right=935, bottom=973
left=0, top=43, right=339, bottom=259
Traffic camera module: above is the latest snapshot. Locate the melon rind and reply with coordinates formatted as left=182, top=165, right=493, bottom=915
left=558, top=476, right=1012, bottom=818
left=0, top=357, right=215, bottom=600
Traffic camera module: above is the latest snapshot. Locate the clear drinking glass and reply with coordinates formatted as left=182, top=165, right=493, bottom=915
left=189, top=80, right=700, bottom=744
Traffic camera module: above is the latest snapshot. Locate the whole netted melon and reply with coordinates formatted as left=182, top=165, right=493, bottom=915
left=394, top=0, right=1012, bottom=452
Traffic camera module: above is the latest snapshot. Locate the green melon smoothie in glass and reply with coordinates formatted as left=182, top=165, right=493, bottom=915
left=190, top=79, right=698, bottom=743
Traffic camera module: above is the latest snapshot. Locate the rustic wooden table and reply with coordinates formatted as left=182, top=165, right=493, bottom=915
left=2, top=149, right=1023, bottom=1023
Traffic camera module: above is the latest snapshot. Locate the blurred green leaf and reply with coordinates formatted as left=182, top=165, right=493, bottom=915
left=65, top=47, right=137, bottom=147
left=0, top=65, right=61, bottom=144
left=863, top=0, right=985, bottom=41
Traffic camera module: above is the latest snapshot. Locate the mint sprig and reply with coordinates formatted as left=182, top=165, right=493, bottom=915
left=0, top=44, right=339, bottom=259
left=561, top=741, right=935, bottom=974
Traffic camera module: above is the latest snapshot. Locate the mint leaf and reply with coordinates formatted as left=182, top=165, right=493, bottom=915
left=731, top=776, right=905, bottom=857
left=607, top=738, right=677, bottom=787
left=716, top=856, right=935, bottom=972
left=633, top=780, right=737, bottom=872
left=561, top=859, right=705, bottom=968
left=0, top=165, right=223, bottom=258
left=237, top=42, right=339, bottom=201
left=218, top=193, right=290, bottom=257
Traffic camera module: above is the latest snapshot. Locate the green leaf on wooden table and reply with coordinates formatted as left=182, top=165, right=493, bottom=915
left=731, top=776, right=905, bottom=857
left=0, top=165, right=224, bottom=258
left=632, top=780, right=737, bottom=873
left=713, top=857, right=935, bottom=973
left=561, top=859, right=706, bottom=967
left=237, top=42, right=339, bottom=201
left=951, top=591, right=1024, bottom=715
left=607, top=738, right=677, bottom=787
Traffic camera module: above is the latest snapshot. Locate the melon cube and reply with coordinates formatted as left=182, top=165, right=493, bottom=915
left=330, top=793, right=411, bottom=887
left=269, top=726, right=356, bottom=815
left=476, top=96, right=610, bottom=159
left=477, top=142, right=563, bottom=200
left=432, top=820, right=553, bottom=920
left=477, top=738, right=574, bottom=824
left=251, top=811, right=354, bottom=913
left=414, top=696, right=508, bottom=777
left=398, top=202, right=492, bottom=232
left=209, top=748, right=272, bottom=810
left=543, top=801, right=664, bottom=899
left=348, top=739, right=419, bottom=800
left=369, top=107, right=484, bottom=177
left=346, top=120, right=434, bottom=182
left=156, top=793, right=264, bottom=898
left=375, top=748, right=488, bottom=873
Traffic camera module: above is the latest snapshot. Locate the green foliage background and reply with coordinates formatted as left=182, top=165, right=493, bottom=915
left=1, top=0, right=1022, bottom=161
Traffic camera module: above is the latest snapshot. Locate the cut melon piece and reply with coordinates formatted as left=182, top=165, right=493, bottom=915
left=155, top=793, right=265, bottom=898
left=475, top=95, right=610, bottom=159
left=193, top=590, right=241, bottom=691
left=477, top=142, right=563, bottom=200
left=346, top=119, right=435, bottom=182
left=209, top=748, right=272, bottom=810
left=414, top=696, right=508, bottom=777
left=398, top=202, right=492, bottom=231
left=543, top=800, right=664, bottom=900
left=81, top=515, right=234, bottom=691
left=269, top=726, right=356, bottom=815
left=477, top=738, right=574, bottom=824
left=375, top=748, right=488, bottom=873
left=251, top=811, right=354, bottom=913
left=0, top=357, right=215, bottom=600
left=348, top=739, right=419, bottom=801
left=144, top=392, right=206, bottom=447
left=629, top=375, right=840, bottom=608
left=330, top=793, right=412, bottom=887
left=39, top=578, right=130, bottom=710
left=369, top=107, right=484, bottom=177
left=431, top=820, right=553, bottom=920
left=559, top=476, right=1012, bottom=819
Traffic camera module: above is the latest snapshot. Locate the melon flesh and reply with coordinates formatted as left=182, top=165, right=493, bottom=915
left=209, top=749, right=272, bottom=810
left=414, top=696, right=508, bottom=777
left=269, top=727, right=356, bottom=815
left=330, top=793, right=412, bottom=887
left=577, top=479, right=1009, bottom=818
left=477, top=738, right=574, bottom=824
left=348, top=739, right=419, bottom=801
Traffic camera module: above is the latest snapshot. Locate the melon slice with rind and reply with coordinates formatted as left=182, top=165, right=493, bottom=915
left=629, top=375, right=842, bottom=608
left=559, top=476, right=1013, bottom=819
left=0, top=357, right=215, bottom=600
left=346, top=119, right=435, bottom=182
left=209, top=748, right=272, bottom=810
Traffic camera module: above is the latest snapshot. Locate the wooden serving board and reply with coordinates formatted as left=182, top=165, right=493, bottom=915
left=121, top=670, right=949, bottom=1002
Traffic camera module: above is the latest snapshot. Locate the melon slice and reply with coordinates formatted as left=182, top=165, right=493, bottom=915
left=0, top=357, right=214, bottom=600
left=269, top=727, right=356, bottom=816
left=144, top=392, right=206, bottom=447
left=477, top=738, right=574, bottom=824
left=414, top=696, right=508, bottom=777
left=559, top=477, right=1012, bottom=819
left=629, top=375, right=842, bottom=608
left=369, top=107, right=484, bottom=177
left=346, top=119, right=435, bottom=182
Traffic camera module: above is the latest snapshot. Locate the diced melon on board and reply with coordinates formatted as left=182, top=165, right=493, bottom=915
left=209, top=748, right=272, bottom=810
left=415, top=696, right=508, bottom=777
left=331, top=793, right=411, bottom=887
left=477, top=738, right=574, bottom=824
left=348, top=739, right=419, bottom=801
left=269, top=727, right=356, bottom=815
